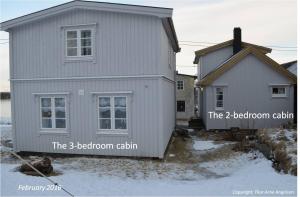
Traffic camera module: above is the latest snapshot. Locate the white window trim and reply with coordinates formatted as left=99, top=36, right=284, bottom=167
left=177, top=80, right=184, bottom=90
left=97, top=96, right=129, bottom=134
left=271, top=86, right=287, bottom=98
left=39, top=96, right=68, bottom=132
left=215, top=87, right=224, bottom=111
left=63, top=24, right=96, bottom=62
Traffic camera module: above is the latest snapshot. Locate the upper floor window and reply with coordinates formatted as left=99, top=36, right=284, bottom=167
left=177, top=81, right=184, bottom=90
left=215, top=87, right=224, bottom=110
left=272, top=86, right=287, bottom=98
left=66, top=29, right=93, bottom=57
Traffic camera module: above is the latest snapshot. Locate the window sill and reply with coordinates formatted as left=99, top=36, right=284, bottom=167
left=64, top=57, right=95, bottom=63
left=39, top=130, right=70, bottom=136
left=272, top=95, right=287, bottom=98
left=215, top=108, right=224, bottom=111
left=96, top=131, right=129, bottom=137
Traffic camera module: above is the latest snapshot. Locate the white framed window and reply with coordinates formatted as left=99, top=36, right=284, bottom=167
left=98, top=96, right=128, bottom=131
left=177, top=100, right=185, bottom=112
left=66, top=28, right=93, bottom=58
left=215, top=87, right=224, bottom=110
left=177, top=81, right=184, bottom=90
left=40, top=97, right=66, bottom=129
left=272, top=86, right=287, bottom=97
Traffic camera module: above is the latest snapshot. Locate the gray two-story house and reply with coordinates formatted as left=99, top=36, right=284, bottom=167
left=0, top=0, right=180, bottom=158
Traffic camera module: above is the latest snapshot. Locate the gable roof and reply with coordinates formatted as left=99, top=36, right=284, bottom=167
left=197, top=46, right=297, bottom=86
left=0, top=0, right=180, bottom=52
left=193, top=39, right=272, bottom=64
left=281, top=60, right=297, bottom=69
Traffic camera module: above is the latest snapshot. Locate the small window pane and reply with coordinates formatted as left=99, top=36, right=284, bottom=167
left=41, top=98, right=51, bottom=107
left=217, top=95, right=223, bottom=101
left=55, top=108, right=65, bottom=118
left=100, top=119, right=111, bottom=129
left=81, top=39, right=91, bottom=47
left=67, top=48, right=77, bottom=56
left=114, top=97, right=126, bottom=107
left=67, top=39, right=77, bottom=47
left=42, top=108, right=52, bottom=118
left=55, top=98, right=65, bottom=107
left=81, top=47, right=91, bottom=56
left=67, top=31, right=77, bottom=39
left=81, top=30, right=91, bottom=38
left=56, top=119, right=66, bottom=128
left=99, top=97, right=110, bottom=107
left=216, top=88, right=223, bottom=94
left=42, top=119, right=52, bottom=128
left=99, top=108, right=111, bottom=118
left=115, top=119, right=126, bottom=129
left=216, top=101, right=223, bottom=108
left=278, top=88, right=285, bottom=94
left=272, top=88, right=278, bottom=94
left=115, top=108, right=126, bottom=118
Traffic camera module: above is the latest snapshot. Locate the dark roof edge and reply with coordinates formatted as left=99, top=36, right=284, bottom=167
left=281, top=60, right=297, bottom=69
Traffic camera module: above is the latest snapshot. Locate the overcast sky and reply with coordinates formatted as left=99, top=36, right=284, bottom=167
left=0, top=0, right=297, bottom=91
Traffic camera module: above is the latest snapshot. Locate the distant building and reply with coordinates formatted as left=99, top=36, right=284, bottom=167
left=176, top=73, right=196, bottom=125
left=282, top=60, right=297, bottom=76
left=0, top=92, right=10, bottom=100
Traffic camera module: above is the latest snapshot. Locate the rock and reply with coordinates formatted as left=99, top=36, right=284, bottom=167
left=20, top=157, right=53, bottom=175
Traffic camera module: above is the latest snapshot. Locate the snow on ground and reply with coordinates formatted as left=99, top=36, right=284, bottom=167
left=193, top=140, right=232, bottom=151
left=1, top=153, right=297, bottom=196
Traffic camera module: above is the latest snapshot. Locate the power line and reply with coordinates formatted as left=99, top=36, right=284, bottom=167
left=179, top=41, right=297, bottom=49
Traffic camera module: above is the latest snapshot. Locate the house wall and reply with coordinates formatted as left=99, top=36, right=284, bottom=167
left=175, top=75, right=195, bottom=121
left=200, top=46, right=233, bottom=78
left=10, top=9, right=161, bottom=79
left=204, top=54, right=294, bottom=130
left=12, top=79, right=162, bottom=157
left=10, top=8, right=176, bottom=158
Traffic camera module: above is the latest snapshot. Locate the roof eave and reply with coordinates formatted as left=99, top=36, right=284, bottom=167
left=0, top=0, right=173, bottom=31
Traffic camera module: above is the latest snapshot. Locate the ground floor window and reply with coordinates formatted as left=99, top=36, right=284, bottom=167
left=98, top=96, right=127, bottom=130
left=177, top=100, right=185, bottom=112
left=215, top=87, right=224, bottom=110
left=40, top=97, right=66, bottom=129
left=272, top=86, right=287, bottom=97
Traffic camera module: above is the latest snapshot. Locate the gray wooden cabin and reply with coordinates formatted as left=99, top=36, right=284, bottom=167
left=194, top=28, right=296, bottom=130
left=0, top=0, right=180, bottom=158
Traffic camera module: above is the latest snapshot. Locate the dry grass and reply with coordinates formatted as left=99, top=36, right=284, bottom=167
left=257, top=129, right=297, bottom=176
